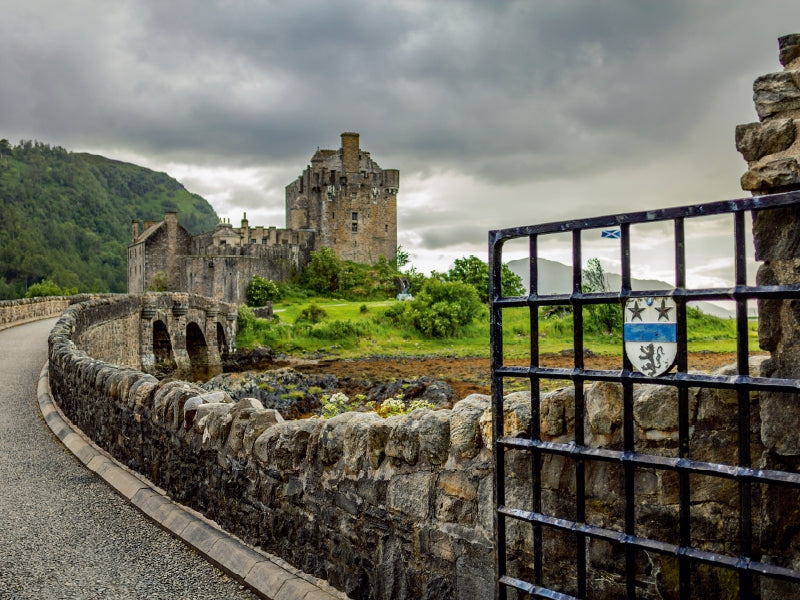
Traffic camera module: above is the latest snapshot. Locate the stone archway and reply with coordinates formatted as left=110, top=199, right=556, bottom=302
left=152, top=320, right=175, bottom=375
left=216, top=322, right=229, bottom=360
left=185, top=322, right=209, bottom=379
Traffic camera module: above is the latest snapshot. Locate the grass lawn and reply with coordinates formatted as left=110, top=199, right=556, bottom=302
left=238, top=298, right=759, bottom=360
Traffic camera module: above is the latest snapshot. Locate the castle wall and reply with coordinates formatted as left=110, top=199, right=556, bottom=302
left=285, top=133, right=398, bottom=265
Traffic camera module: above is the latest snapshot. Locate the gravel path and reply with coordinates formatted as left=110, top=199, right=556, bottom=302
left=0, top=319, right=259, bottom=600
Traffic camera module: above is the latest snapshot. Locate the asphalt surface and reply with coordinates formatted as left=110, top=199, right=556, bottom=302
left=0, top=318, right=260, bottom=600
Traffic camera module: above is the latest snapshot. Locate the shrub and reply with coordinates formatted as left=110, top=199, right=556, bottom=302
left=406, top=279, right=482, bottom=338
left=296, top=304, right=327, bottom=324
left=246, top=276, right=280, bottom=306
left=237, top=305, right=255, bottom=332
left=26, top=278, right=76, bottom=298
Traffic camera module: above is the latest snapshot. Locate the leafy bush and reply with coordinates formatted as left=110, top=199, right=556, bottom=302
left=25, top=278, right=76, bottom=298
left=246, top=276, right=280, bottom=306
left=406, top=279, right=482, bottom=337
left=296, top=304, right=328, bottom=324
left=148, top=270, right=168, bottom=292
left=446, top=255, right=524, bottom=303
left=237, top=305, right=255, bottom=332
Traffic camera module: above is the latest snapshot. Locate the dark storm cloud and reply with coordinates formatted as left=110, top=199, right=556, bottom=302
left=4, top=0, right=794, bottom=176
left=2, top=0, right=800, bottom=272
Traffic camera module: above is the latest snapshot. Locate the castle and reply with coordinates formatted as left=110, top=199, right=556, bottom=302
left=127, top=133, right=399, bottom=303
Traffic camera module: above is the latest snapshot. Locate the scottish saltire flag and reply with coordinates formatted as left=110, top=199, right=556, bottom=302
left=601, top=229, right=621, bottom=239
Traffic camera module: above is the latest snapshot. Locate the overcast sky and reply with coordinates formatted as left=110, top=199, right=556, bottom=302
left=2, top=1, right=798, bottom=285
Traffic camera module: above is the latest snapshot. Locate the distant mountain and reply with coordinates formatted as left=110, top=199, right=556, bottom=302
left=506, top=257, right=738, bottom=319
left=0, top=139, right=219, bottom=298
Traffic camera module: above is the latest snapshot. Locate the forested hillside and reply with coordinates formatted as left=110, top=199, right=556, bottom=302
left=0, top=139, right=219, bottom=299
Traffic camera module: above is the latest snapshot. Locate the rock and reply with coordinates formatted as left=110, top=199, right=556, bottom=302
left=780, top=33, right=800, bottom=68
left=225, top=397, right=265, bottom=454
left=741, top=157, right=800, bottom=191
left=478, top=391, right=531, bottom=451
left=183, top=390, right=232, bottom=429
left=450, top=395, right=489, bottom=459
left=586, top=381, right=623, bottom=441
left=754, top=71, right=800, bottom=120
left=735, top=119, right=796, bottom=162
left=540, top=386, right=575, bottom=439
left=388, top=471, right=432, bottom=518
left=417, top=409, right=451, bottom=465
left=241, top=409, right=284, bottom=455
left=342, top=412, right=385, bottom=472
left=385, top=413, right=420, bottom=466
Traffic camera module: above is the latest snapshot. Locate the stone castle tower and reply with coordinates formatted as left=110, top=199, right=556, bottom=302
left=285, top=132, right=399, bottom=264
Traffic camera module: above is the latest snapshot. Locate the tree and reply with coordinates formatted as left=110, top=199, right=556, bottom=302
left=302, top=247, right=344, bottom=293
left=446, top=255, right=524, bottom=303
left=246, top=276, right=280, bottom=306
left=148, top=271, right=168, bottom=292
left=26, top=278, right=69, bottom=298
left=394, top=245, right=410, bottom=270
left=406, top=279, right=482, bottom=337
left=582, top=258, right=622, bottom=335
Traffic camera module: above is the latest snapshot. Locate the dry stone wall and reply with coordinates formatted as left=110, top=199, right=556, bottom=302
left=46, top=295, right=792, bottom=599
left=0, top=295, right=103, bottom=330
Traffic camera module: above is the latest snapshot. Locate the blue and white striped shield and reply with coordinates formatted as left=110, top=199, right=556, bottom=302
left=623, top=296, right=677, bottom=376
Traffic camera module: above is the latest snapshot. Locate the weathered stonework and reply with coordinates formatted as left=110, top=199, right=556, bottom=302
left=737, top=34, right=800, bottom=457
left=286, top=132, right=398, bottom=265
left=128, top=133, right=398, bottom=303
left=45, top=295, right=800, bottom=599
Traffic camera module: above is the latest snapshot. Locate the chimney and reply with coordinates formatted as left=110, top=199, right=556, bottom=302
left=341, top=132, right=360, bottom=174
left=132, top=220, right=139, bottom=242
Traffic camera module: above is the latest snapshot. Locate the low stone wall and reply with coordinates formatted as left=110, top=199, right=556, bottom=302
left=0, top=294, right=105, bottom=330
left=48, top=295, right=794, bottom=599
left=49, top=298, right=497, bottom=599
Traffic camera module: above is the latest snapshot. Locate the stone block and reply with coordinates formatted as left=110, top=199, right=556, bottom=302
left=242, top=409, right=284, bottom=455
left=207, top=537, right=264, bottom=581
left=450, top=395, right=489, bottom=459
left=388, top=471, right=431, bottom=518
left=244, top=561, right=296, bottom=598
left=181, top=520, right=225, bottom=554
left=735, top=118, right=797, bottom=162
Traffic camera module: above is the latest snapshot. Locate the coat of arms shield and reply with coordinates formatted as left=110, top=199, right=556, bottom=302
left=623, top=297, right=677, bottom=376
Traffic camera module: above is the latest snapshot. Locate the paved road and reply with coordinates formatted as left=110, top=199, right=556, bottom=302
left=0, top=319, right=259, bottom=600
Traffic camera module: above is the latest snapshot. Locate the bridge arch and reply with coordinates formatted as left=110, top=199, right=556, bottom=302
left=216, top=322, right=229, bottom=360
left=152, top=319, right=175, bottom=375
left=185, top=321, right=210, bottom=379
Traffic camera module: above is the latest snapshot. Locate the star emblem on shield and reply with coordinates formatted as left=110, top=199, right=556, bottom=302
left=624, top=296, right=677, bottom=376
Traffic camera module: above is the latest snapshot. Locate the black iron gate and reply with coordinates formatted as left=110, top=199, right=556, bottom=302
left=489, top=190, right=800, bottom=599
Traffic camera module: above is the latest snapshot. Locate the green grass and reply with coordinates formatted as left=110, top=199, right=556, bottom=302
left=238, top=299, right=759, bottom=360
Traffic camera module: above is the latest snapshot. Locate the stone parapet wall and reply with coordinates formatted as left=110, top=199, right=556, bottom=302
left=47, top=294, right=787, bottom=599
left=0, top=294, right=108, bottom=331
left=48, top=299, right=496, bottom=599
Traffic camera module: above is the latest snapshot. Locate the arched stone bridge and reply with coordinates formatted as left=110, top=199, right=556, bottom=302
left=138, top=292, right=237, bottom=379
left=67, top=292, right=237, bottom=381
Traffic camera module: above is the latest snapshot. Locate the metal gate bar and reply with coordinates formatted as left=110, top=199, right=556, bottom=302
left=489, top=190, right=800, bottom=599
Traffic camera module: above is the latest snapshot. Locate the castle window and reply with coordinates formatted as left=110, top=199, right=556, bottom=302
left=250, top=238, right=257, bottom=244
left=351, top=212, right=358, bottom=221
left=385, top=224, right=388, bottom=232
left=352, top=222, right=358, bottom=233
left=219, top=240, right=226, bottom=246
left=351, top=192, right=357, bottom=201
left=262, top=238, right=267, bottom=245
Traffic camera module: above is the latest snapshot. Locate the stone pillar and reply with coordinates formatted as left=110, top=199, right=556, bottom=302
left=736, top=33, right=800, bottom=454
left=170, top=294, right=191, bottom=373
left=736, top=34, right=800, bottom=598
left=139, top=296, right=156, bottom=372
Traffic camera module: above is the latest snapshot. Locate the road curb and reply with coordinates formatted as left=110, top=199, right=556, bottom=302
left=37, top=362, right=345, bottom=600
